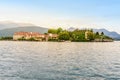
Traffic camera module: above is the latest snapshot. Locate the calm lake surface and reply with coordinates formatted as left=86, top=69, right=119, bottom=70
left=0, top=41, right=120, bottom=80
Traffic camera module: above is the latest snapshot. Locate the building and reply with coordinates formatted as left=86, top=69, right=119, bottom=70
left=85, top=31, right=89, bottom=40
left=13, top=32, right=45, bottom=41
left=13, top=32, right=59, bottom=41
left=48, top=33, right=58, bottom=39
left=45, top=33, right=58, bottom=41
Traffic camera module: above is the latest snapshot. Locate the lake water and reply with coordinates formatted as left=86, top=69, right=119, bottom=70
left=0, top=41, right=120, bottom=80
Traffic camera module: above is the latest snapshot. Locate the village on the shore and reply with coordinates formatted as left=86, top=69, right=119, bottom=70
left=0, top=28, right=113, bottom=42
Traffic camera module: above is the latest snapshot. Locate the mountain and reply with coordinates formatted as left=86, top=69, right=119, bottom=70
left=0, top=21, right=48, bottom=37
left=0, top=21, right=35, bottom=30
left=93, top=29, right=120, bottom=40
left=0, top=26, right=48, bottom=37
left=67, top=27, right=76, bottom=31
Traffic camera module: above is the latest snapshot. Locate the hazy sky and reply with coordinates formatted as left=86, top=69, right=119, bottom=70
left=0, top=0, right=120, bottom=32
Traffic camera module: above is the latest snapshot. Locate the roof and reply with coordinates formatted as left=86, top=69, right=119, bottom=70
left=14, top=32, right=45, bottom=37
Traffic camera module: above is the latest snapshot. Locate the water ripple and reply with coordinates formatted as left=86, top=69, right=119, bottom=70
left=0, top=41, right=120, bottom=80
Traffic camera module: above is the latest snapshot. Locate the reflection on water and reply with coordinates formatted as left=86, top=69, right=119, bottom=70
left=0, top=41, right=120, bottom=80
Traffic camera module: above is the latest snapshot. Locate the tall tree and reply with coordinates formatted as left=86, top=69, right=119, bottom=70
left=101, top=32, right=104, bottom=35
left=48, top=29, right=57, bottom=34
left=58, top=31, right=70, bottom=40
left=87, top=32, right=94, bottom=41
left=57, top=27, right=63, bottom=34
left=96, top=32, right=99, bottom=35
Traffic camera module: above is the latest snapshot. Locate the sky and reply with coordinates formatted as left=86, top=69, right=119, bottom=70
left=0, top=0, right=120, bottom=32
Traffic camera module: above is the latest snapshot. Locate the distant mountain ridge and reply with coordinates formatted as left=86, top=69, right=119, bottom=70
left=67, top=27, right=120, bottom=40
left=93, top=29, right=120, bottom=40
left=0, top=26, right=48, bottom=37
left=0, top=21, right=48, bottom=37
left=0, top=21, right=35, bottom=30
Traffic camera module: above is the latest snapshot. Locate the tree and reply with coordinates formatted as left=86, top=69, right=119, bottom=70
left=87, top=32, right=94, bottom=41
left=71, top=30, right=86, bottom=41
left=101, top=32, right=104, bottom=35
left=96, top=32, right=99, bottom=35
left=90, top=29, right=93, bottom=32
left=18, top=36, right=26, bottom=41
left=0, top=36, right=13, bottom=40
left=58, top=31, right=70, bottom=40
left=48, top=29, right=57, bottom=34
left=48, top=28, right=63, bottom=34
left=57, top=27, right=63, bottom=34
left=28, top=37, right=36, bottom=41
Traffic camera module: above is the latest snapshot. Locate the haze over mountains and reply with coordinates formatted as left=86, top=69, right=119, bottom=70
left=0, top=22, right=120, bottom=40
left=0, top=21, right=48, bottom=37
left=93, top=29, right=120, bottom=40
left=0, top=21, right=35, bottom=30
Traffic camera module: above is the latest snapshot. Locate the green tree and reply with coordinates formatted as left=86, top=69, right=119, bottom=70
left=87, top=32, right=94, bottom=41
left=48, top=29, right=57, bottom=34
left=28, top=37, right=36, bottom=41
left=96, top=32, right=99, bottom=35
left=71, top=30, right=86, bottom=42
left=18, top=36, right=26, bottom=41
left=101, top=32, right=104, bottom=36
left=90, top=29, right=93, bottom=32
left=0, top=36, right=13, bottom=40
left=58, top=31, right=70, bottom=40
left=57, top=27, right=63, bottom=34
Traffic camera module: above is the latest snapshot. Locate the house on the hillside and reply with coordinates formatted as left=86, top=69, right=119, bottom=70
left=13, top=32, right=45, bottom=41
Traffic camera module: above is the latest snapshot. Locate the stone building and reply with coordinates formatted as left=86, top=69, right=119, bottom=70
left=13, top=32, right=58, bottom=41
left=13, top=32, right=45, bottom=41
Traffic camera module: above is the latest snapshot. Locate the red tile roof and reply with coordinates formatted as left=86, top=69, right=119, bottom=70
left=14, top=32, right=45, bottom=37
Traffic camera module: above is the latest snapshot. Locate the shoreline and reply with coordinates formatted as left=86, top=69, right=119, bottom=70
left=0, top=40, right=114, bottom=42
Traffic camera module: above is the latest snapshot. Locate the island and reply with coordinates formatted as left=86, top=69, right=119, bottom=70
left=0, top=28, right=113, bottom=42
